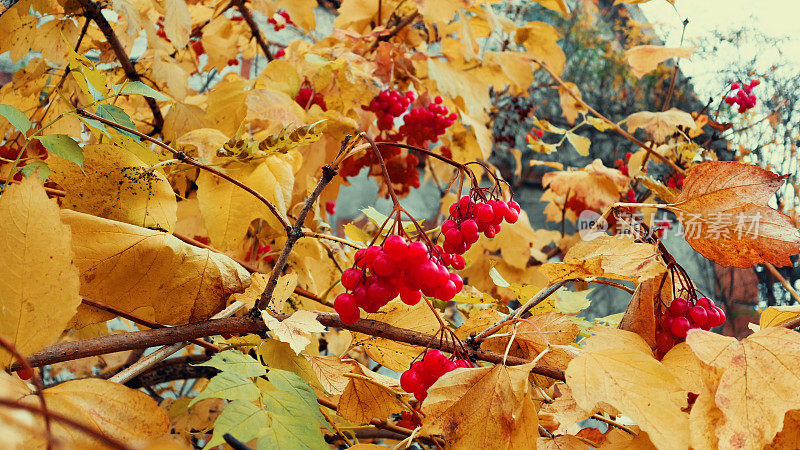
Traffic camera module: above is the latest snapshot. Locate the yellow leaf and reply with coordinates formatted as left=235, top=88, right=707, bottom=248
left=555, top=289, right=591, bottom=315
left=273, top=0, right=315, bottom=30
left=414, top=0, right=470, bottom=24
left=262, top=310, right=325, bottom=354
left=686, top=327, right=800, bottom=448
left=151, top=52, right=188, bottom=101
left=558, top=82, right=588, bottom=125
left=177, top=128, right=230, bottom=161
left=667, top=161, right=800, bottom=267
left=539, top=383, right=591, bottom=435
left=62, top=210, right=249, bottom=326
left=352, top=299, right=440, bottom=371
left=0, top=177, right=81, bottom=367
left=338, top=375, right=404, bottom=424
left=420, top=363, right=540, bottom=448
left=196, top=155, right=294, bottom=251
left=48, top=143, right=177, bottom=232
left=306, top=356, right=360, bottom=396
left=533, top=0, right=569, bottom=14
left=17, top=378, right=168, bottom=446
left=625, top=108, right=697, bottom=143
left=760, top=305, right=800, bottom=328
left=257, top=339, right=323, bottom=390
left=540, top=235, right=666, bottom=283
left=515, top=21, right=566, bottom=75
left=164, top=0, right=191, bottom=48
left=660, top=343, right=704, bottom=394
left=565, top=132, right=590, bottom=156
left=625, top=45, right=693, bottom=79
left=566, top=327, right=689, bottom=450
left=768, top=409, right=800, bottom=449
left=585, top=116, right=613, bottom=132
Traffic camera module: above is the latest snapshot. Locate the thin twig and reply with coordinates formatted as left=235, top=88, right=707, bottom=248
left=232, top=0, right=273, bottom=60
left=77, top=0, right=163, bottom=134
left=590, top=413, right=636, bottom=435
left=81, top=297, right=219, bottom=352
left=528, top=56, right=684, bottom=174
left=303, top=231, right=364, bottom=249
left=74, top=108, right=291, bottom=230
left=765, top=262, right=800, bottom=304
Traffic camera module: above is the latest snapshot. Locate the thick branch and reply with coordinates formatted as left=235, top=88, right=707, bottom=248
left=78, top=0, right=164, bottom=134
left=11, top=313, right=565, bottom=381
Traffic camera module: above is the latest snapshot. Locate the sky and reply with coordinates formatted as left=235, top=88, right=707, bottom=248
left=638, top=0, right=800, bottom=96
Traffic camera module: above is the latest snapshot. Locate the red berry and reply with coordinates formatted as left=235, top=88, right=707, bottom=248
left=475, top=203, right=494, bottom=223
left=655, top=330, right=674, bottom=356
left=670, top=317, right=691, bottom=338
left=325, top=200, right=336, bottom=215
left=341, top=268, right=362, bottom=290
left=451, top=254, right=465, bottom=270
left=275, top=49, right=285, bottom=58
left=400, top=369, right=422, bottom=393
left=688, top=306, right=708, bottom=328
left=17, top=367, right=33, bottom=380
left=710, top=306, right=726, bottom=327
left=406, top=242, right=428, bottom=264
left=504, top=208, right=519, bottom=224
left=668, top=298, right=689, bottom=316
left=507, top=200, right=521, bottom=213
left=730, top=82, right=740, bottom=90
left=335, top=293, right=359, bottom=324
left=696, top=297, right=713, bottom=309
left=750, top=79, right=760, bottom=87
left=400, top=286, right=422, bottom=305
left=227, top=58, right=239, bottom=66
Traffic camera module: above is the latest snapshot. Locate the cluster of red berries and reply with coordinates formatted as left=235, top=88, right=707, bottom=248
left=325, top=200, right=336, bottom=215
left=614, top=152, right=633, bottom=176
left=245, top=244, right=273, bottom=263
left=441, top=196, right=520, bottom=255
left=295, top=87, right=327, bottom=111
left=398, top=97, right=458, bottom=147
left=525, top=128, right=544, bottom=142
left=334, top=235, right=464, bottom=324
left=400, top=350, right=471, bottom=401
left=274, top=49, right=286, bottom=59
left=267, top=10, right=292, bottom=30
left=227, top=58, right=239, bottom=66
left=362, top=90, right=416, bottom=131
left=625, top=188, right=636, bottom=203
left=724, top=79, right=760, bottom=113
left=666, top=171, right=684, bottom=189
left=656, top=297, right=726, bottom=357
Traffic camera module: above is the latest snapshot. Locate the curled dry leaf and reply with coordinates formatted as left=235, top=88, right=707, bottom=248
left=62, top=209, right=250, bottom=327
left=666, top=161, right=800, bottom=267
left=0, top=177, right=81, bottom=367
left=420, top=363, right=541, bottom=449
left=625, top=45, right=693, bottom=79
left=625, top=108, right=698, bottom=143
left=686, top=327, right=800, bottom=449
left=565, top=327, right=688, bottom=450
left=541, top=159, right=628, bottom=223
left=618, top=272, right=674, bottom=349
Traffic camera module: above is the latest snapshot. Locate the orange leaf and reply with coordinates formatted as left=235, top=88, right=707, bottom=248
left=625, top=45, right=693, bottom=79
left=666, top=161, right=800, bottom=267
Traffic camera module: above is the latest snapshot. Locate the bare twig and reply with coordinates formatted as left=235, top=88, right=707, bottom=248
left=765, top=262, right=800, bottom=304
left=232, top=0, right=273, bottom=60
left=77, top=0, right=163, bottom=134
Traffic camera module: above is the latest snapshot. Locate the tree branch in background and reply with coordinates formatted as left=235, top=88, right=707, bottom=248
left=232, top=0, right=273, bottom=60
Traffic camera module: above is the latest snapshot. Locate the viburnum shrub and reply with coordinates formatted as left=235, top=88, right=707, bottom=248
left=441, top=195, right=520, bottom=254
left=399, top=349, right=472, bottom=401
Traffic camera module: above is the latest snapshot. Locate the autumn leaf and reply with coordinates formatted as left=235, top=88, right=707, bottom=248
left=188, top=372, right=260, bottom=407
left=262, top=310, right=326, bottom=354
left=760, top=305, right=800, bottom=328
left=62, top=210, right=250, bottom=327
left=420, top=363, right=540, bottom=449
left=665, top=161, right=800, bottom=267
left=625, top=45, right=693, bottom=78
left=196, top=349, right=266, bottom=378
left=338, top=375, right=405, bottom=424
left=618, top=272, right=673, bottom=348
left=558, top=82, right=588, bottom=125
left=48, top=143, right=177, bottom=232
left=686, top=327, right=800, bottom=448
left=0, top=177, right=81, bottom=367
left=16, top=378, right=169, bottom=446
left=566, top=327, right=689, bottom=450
left=625, top=108, right=698, bottom=142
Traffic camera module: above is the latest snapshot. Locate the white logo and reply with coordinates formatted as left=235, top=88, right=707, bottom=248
left=578, top=210, right=607, bottom=241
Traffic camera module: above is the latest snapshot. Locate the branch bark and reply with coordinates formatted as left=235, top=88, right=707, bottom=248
left=11, top=312, right=565, bottom=381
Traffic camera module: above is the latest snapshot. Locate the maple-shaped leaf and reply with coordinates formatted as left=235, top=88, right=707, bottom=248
left=665, top=161, right=800, bottom=267
left=338, top=374, right=405, bottom=424
left=15, top=378, right=168, bottom=446
left=625, top=108, right=697, bottom=142
left=262, top=310, right=326, bottom=354
left=0, top=177, right=81, bottom=368
left=686, top=327, right=800, bottom=448
left=420, top=363, right=540, bottom=448
left=565, top=327, right=689, bottom=450
left=62, top=210, right=250, bottom=327
left=541, top=159, right=629, bottom=223
left=625, top=45, right=693, bottom=78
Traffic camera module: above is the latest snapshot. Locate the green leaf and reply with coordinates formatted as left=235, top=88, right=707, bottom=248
left=96, top=104, right=139, bottom=139
left=114, top=81, right=170, bottom=101
left=0, top=104, right=31, bottom=133
left=19, top=161, right=51, bottom=181
left=258, top=393, right=328, bottom=450
left=189, top=372, right=260, bottom=408
left=266, top=369, right=325, bottom=423
left=196, top=349, right=267, bottom=377
left=204, top=400, right=270, bottom=449
left=34, top=135, right=84, bottom=166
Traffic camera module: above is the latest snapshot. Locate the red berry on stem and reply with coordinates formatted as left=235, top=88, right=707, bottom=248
left=17, top=367, right=33, bottom=380
left=341, top=268, right=361, bottom=290
left=400, top=369, right=421, bottom=393
left=668, top=298, right=689, bottom=316
left=335, top=293, right=360, bottom=324
left=688, top=306, right=708, bottom=328
left=670, top=316, right=691, bottom=338
left=325, top=200, right=336, bottom=215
